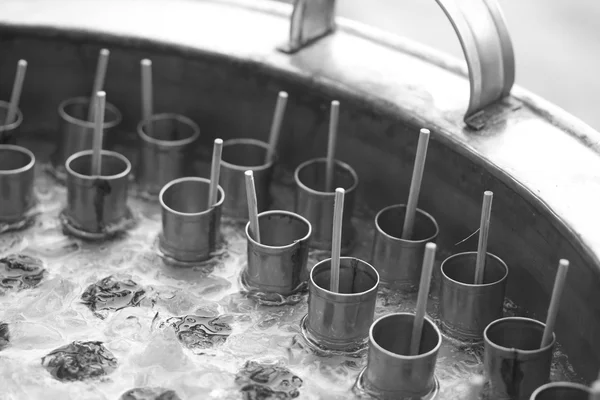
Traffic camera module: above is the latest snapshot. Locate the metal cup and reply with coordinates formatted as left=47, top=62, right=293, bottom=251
left=440, top=251, right=509, bottom=341
left=158, top=177, right=225, bottom=263
left=220, top=138, right=274, bottom=220
left=530, top=382, right=591, bottom=400
left=62, top=150, right=133, bottom=239
left=371, top=204, right=439, bottom=289
left=243, top=210, right=312, bottom=296
left=362, top=313, right=441, bottom=399
left=304, top=257, right=379, bottom=351
left=51, top=97, right=121, bottom=181
left=484, top=317, right=556, bottom=400
left=136, top=113, right=201, bottom=198
left=0, top=100, right=23, bottom=145
left=0, top=145, right=35, bottom=225
left=294, top=158, right=358, bottom=252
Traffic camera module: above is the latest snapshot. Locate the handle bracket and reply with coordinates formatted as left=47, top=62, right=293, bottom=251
left=277, top=0, right=336, bottom=54
left=278, top=0, right=516, bottom=126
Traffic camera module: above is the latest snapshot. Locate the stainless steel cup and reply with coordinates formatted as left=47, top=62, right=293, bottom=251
left=62, top=150, right=133, bottom=239
left=440, top=251, right=509, bottom=341
left=530, top=382, right=591, bottom=400
left=243, top=210, right=312, bottom=296
left=220, top=138, right=273, bottom=220
left=294, top=158, right=358, bottom=252
left=305, top=257, right=379, bottom=351
left=371, top=204, right=439, bottom=289
left=0, top=145, right=35, bottom=225
left=158, top=177, right=225, bottom=263
left=136, top=113, right=200, bottom=197
left=0, top=100, right=23, bottom=145
left=51, top=97, right=121, bottom=181
left=362, top=313, right=441, bottom=399
left=484, top=317, right=555, bottom=400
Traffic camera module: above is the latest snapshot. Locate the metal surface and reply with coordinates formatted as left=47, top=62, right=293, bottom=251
left=51, top=97, right=121, bottom=181
left=0, top=0, right=599, bottom=382
left=136, top=113, right=200, bottom=197
left=305, top=257, right=379, bottom=351
left=62, top=150, right=133, bottom=239
left=158, top=177, right=224, bottom=264
left=484, top=317, right=555, bottom=400
left=0, top=100, right=22, bottom=144
left=219, top=138, right=274, bottom=220
left=440, top=251, right=508, bottom=340
left=294, top=158, right=357, bottom=252
left=281, top=0, right=514, bottom=122
left=243, top=210, right=311, bottom=295
left=0, top=144, right=35, bottom=224
left=530, top=382, right=591, bottom=400
left=371, top=204, right=439, bottom=289
left=362, top=313, right=441, bottom=399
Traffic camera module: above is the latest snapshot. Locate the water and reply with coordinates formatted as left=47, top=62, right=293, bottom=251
left=0, top=159, right=582, bottom=400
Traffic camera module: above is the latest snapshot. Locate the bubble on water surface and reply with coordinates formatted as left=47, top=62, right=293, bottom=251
left=0, top=322, right=9, bottom=350
left=235, top=360, right=303, bottom=399
left=163, top=314, right=233, bottom=354
left=119, top=387, right=182, bottom=400
left=41, top=340, right=118, bottom=382
left=81, top=275, right=148, bottom=319
left=0, top=253, right=46, bottom=292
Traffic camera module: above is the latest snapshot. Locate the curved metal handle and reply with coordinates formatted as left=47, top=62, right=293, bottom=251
left=278, top=0, right=515, bottom=125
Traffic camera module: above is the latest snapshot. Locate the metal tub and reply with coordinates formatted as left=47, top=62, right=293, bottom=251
left=0, top=0, right=598, bottom=397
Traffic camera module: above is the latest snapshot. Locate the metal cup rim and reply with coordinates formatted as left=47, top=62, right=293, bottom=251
left=369, top=312, right=442, bottom=360
left=220, top=138, right=274, bottom=171
left=483, top=316, right=556, bottom=354
left=309, top=256, right=379, bottom=297
left=65, top=150, right=131, bottom=180
left=440, top=251, right=509, bottom=288
left=137, top=112, right=201, bottom=147
left=0, top=144, right=35, bottom=175
left=530, top=381, right=591, bottom=398
left=374, top=203, right=439, bottom=244
left=293, top=157, right=358, bottom=196
left=0, top=99, right=23, bottom=132
left=245, top=210, right=312, bottom=250
left=159, top=176, right=225, bottom=217
left=58, top=96, right=122, bottom=129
